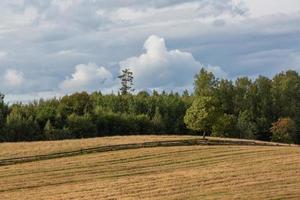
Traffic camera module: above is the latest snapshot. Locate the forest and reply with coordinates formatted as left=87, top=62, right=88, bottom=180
left=0, top=69, right=299, bottom=144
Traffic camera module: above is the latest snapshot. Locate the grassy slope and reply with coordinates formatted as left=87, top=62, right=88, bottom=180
left=0, top=135, right=291, bottom=160
left=0, top=136, right=299, bottom=199
left=0, top=135, right=201, bottom=159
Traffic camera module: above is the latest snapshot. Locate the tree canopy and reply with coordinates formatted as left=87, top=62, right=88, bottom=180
left=0, top=69, right=299, bottom=144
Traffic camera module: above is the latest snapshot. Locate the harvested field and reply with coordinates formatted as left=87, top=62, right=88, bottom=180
left=0, top=135, right=201, bottom=160
left=0, top=137, right=299, bottom=199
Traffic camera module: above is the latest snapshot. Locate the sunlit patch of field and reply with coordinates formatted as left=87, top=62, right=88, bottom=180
left=0, top=135, right=201, bottom=159
left=1, top=144, right=299, bottom=200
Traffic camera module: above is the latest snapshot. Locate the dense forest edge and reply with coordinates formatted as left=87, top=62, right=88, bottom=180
left=0, top=68, right=299, bottom=144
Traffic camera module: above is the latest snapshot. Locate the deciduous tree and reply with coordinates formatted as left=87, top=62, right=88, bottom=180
left=184, top=96, right=220, bottom=139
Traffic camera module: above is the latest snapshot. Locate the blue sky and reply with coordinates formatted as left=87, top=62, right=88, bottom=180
left=0, top=0, right=300, bottom=102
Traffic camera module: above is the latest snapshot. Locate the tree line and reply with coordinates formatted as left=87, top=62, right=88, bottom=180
left=0, top=69, right=299, bottom=144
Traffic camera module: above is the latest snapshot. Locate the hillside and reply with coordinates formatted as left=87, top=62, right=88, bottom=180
left=0, top=136, right=299, bottom=199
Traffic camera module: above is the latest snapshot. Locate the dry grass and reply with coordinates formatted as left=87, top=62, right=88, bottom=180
left=0, top=135, right=201, bottom=159
left=0, top=141, right=299, bottom=199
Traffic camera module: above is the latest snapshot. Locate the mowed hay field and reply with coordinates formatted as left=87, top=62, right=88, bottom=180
left=0, top=135, right=201, bottom=159
left=0, top=137, right=300, bottom=199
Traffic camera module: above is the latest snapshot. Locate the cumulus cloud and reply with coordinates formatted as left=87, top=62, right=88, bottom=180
left=4, top=69, right=25, bottom=87
left=59, top=62, right=114, bottom=92
left=120, top=35, right=227, bottom=90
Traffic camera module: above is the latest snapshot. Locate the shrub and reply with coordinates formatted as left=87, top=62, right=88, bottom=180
left=270, top=118, right=296, bottom=144
left=67, top=114, right=97, bottom=138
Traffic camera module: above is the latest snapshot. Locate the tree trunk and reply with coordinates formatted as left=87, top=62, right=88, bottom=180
left=203, top=131, right=206, bottom=140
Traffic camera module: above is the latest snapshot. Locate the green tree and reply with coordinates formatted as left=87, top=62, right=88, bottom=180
left=36, top=99, right=58, bottom=130
left=215, top=79, right=235, bottom=114
left=67, top=114, right=97, bottom=138
left=184, top=96, right=220, bottom=139
left=118, top=68, right=134, bottom=95
left=254, top=76, right=273, bottom=140
left=272, top=70, right=300, bottom=124
left=236, top=110, right=257, bottom=139
left=151, top=107, right=164, bottom=133
left=234, top=77, right=253, bottom=115
left=212, top=114, right=237, bottom=138
left=5, top=107, right=40, bottom=141
left=194, top=68, right=218, bottom=97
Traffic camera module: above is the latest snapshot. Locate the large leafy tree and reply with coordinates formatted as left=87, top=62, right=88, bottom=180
left=215, top=79, right=235, bottom=114
left=5, top=106, right=40, bottom=141
left=184, top=96, right=220, bottom=139
left=272, top=70, right=300, bottom=122
left=254, top=76, right=273, bottom=140
left=236, top=110, right=257, bottom=139
left=234, top=77, right=253, bottom=115
left=194, top=68, right=218, bottom=97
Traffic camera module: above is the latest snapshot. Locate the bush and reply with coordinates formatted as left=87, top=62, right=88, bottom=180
left=270, top=118, right=296, bottom=144
left=67, top=114, right=97, bottom=138
left=5, top=108, right=41, bottom=141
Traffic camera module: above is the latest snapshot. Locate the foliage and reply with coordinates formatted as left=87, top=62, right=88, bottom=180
left=270, top=118, right=297, bottom=143
left=151, top=107, right=165, bottom=133
left=212, top=114, right=237, bottom=138
left=236, top=110, right=257, bottom=139
left=0, top=69, right=300, bottom=144
left=118, top=68, right=135, bottom=95
left=194, top=68, right=218, bottom=97
left=184, top=96, right=220, bottom=138
left=67, top=114, right=97, bottom=138
left=5, top=106, right=40, bottom=141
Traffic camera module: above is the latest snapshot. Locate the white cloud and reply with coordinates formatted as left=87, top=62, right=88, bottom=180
left=242, top=0, right=300, bottom=17
left=0, top=51, right=7, bottom=60
left=109, top=1, right=247, bottom=25
left=4, top=69, right=25, bottom=87
left=4, top=91, right=64, bottom=104
left=51, top=0, right=81, bottom=12
left=120, top=35, right=227, bottom=90
left=59, top=62, right=114, bottom=92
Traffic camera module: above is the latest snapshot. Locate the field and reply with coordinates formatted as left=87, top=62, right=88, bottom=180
left=0, top=136, right=300, bottom=199
left=0, top=135, right=201, bottom=160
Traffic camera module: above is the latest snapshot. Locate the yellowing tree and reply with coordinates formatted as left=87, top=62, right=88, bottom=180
left=270, top=117, right=296, bottom=144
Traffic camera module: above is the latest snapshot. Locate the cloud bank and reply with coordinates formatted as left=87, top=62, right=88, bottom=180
left=0, top=0, right=299, bottom=102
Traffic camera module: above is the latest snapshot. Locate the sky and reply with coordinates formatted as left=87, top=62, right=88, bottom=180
left=0, top=0, right=300, bottom=102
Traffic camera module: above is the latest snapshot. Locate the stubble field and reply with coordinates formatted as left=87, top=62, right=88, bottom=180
left=0, top=136, right=299, bottom=200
